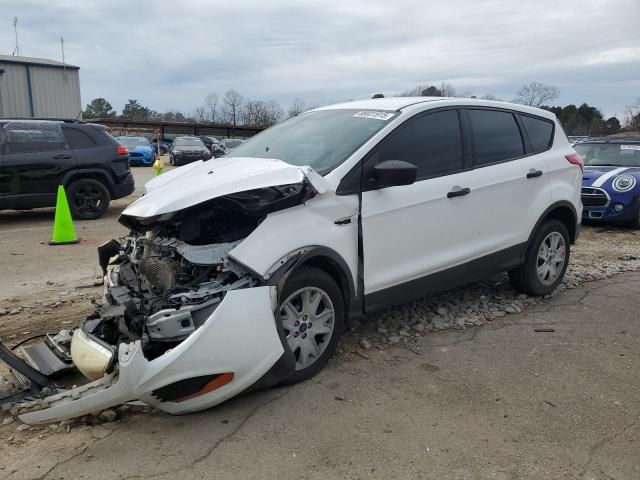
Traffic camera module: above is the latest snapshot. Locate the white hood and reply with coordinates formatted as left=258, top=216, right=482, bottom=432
left=123, top=157, right=331, bottom=218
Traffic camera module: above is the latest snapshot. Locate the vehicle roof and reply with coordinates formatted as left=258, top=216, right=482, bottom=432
left=312, top=97, right=556, bottom=120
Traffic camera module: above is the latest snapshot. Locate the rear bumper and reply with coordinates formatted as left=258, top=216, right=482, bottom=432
left=112, top=173, right=135, bottom=199
left=14, top=286, right=285, bottom=425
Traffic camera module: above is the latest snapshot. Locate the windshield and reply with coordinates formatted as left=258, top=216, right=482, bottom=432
left=223, top=139, right=244, bottom=148
left=575, top=143, right=640, bottom=167
left=226, top=109, right=397, bottom=173
left=175, top=138, right=204, bottom=147
left=117, top=137, right=150, bottom=149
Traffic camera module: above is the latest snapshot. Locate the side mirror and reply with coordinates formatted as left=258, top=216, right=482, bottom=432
left=373, top=160, right=417, bottom=189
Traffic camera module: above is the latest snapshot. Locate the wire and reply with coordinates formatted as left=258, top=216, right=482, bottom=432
left=10, top=333, right=52, bottom=350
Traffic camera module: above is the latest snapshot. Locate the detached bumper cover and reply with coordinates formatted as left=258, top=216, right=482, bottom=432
left=16, top=286, right=284, bottom=425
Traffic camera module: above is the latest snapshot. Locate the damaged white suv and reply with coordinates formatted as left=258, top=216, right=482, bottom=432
left=7, top=97, right=582, bottom=424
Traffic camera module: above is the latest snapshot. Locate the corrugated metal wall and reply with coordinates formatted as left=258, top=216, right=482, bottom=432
left=0, top=62, right=81, bottom=118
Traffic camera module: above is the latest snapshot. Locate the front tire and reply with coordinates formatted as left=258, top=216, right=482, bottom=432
left=67, top=178, right=110, bottom=220
left=627, top=199, right=640, bottom=229
left=277, top=266, right=344, bottom=384
left=509, top=219, right=570, bottom=296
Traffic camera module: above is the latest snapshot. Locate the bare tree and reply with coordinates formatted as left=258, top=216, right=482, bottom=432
left=222, top=89, right=244, bottom=127
left=514, top=82, right=559, bottom=108
left=204, top=92, right=220, bottom=123
left=192, top=106, right=207, bottom=123
left=265, top=100, right=284, bottom=125
left=287, top=98, right=307, bottom=118
left=481, top=93, right=499, bottom=100
left=439, top=82, right=456, bottom=97
left=624, top=98, right=640, bottom=131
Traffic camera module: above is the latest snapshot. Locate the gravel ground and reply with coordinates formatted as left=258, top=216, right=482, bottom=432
left=343, top=225, right=640, bottom=353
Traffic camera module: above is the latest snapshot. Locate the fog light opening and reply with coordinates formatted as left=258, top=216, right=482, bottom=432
left=614, top=204, right=624, bottom=212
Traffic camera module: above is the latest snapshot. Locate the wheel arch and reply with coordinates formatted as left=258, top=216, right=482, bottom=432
left=264, top=246, right=358, bottom=325
left=528, top=201, right=579, bottom=247
left=62, top=169, right=115, bottom=196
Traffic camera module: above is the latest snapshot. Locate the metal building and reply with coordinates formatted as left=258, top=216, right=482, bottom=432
left=0, top=55, right=81, bottom=119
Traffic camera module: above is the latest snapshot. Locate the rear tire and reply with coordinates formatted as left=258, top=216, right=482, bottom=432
left=277, top=266, right=344, bottom=385
left=509, top=219, right=570, bottom=296
left=67, top=178, right=110, bottom=220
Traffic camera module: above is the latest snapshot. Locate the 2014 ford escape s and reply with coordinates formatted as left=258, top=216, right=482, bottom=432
left=3, top=97, right=582, bottom=424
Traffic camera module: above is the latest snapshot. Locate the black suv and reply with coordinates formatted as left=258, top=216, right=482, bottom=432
left=0, top=119, right=134, bottom=219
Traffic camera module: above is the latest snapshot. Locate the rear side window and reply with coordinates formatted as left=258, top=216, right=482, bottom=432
left=4, top=122, right=66, bottom=154
left=520, top=115, right=553, bottom=152
left=469, top=109, right=524, bottom=165
left=377, top=110, right=463, bottom=179
left=63, top=128, right=96, bottom=149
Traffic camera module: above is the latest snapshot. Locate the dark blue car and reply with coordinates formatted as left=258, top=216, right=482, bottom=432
left=576, top=137, right=640, bottom=228
left=116, top=136, right=155, bottom=166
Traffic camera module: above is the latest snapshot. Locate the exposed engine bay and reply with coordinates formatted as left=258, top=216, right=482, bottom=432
left=89, top=182, right=311, bottom=364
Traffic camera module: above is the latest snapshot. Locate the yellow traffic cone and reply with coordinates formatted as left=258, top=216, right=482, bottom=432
left=153, top=155, right=163, bottom=176
left=49, top=185, right=80, bottom=245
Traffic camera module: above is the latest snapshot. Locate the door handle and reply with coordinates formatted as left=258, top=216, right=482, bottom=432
left=53, top=154, right=72, bottom=160
left=527, top=169, right=543, bottom=179
left=447, top=187, right=471, bottom=198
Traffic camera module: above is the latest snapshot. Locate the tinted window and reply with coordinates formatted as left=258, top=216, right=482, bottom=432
left=469, top=110, right=524, bottom=165
left=574, top=143, right=640, bottom=167
left=4, top=122, right=66, bottom=154
left=63, top=128, right=96, bottom=149
left=377, top=110, right=463, bottom=179
left=521, top=115, right=553, bottom=152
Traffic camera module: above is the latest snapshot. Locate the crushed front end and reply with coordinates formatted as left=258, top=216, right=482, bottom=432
left=3, top=174, right=319, bottom=424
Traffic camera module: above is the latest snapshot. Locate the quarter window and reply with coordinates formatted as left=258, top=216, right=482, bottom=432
left=520, top=115, right=553, bottom=153
left=377, top=110, right=463, bottom=179
left=4, top=122, right=66, bottom=154
left=469, top=110, right=524, bottom=165
left=63, top=128, right=96, bottom=149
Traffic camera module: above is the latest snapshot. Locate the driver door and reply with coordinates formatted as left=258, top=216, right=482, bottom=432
left=360, top=109, right=480, bottom=309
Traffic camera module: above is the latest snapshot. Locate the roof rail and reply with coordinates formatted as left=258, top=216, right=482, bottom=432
left=0, top=118, right=85, bottom=124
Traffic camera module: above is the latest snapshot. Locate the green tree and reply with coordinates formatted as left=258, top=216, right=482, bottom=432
left=604, top=117, right=621, bottom=134
left=121, top=99, right=152, bottom=120
left=372, top=93, right=385, bottom=99
left=83, top=98, right=116, bottom=118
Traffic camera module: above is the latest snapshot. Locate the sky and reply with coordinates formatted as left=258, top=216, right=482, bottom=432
left=1, top=0, right=639, bottom=118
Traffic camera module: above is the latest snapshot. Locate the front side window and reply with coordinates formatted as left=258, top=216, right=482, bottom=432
left=376, top=109, right=463, bottom=179
left=469, top=109, right=524, bottom=165
left=227, top=109, right=397, bottom=174
left=520, top=115, right=553, bottom=153
left=4, top=122, right=66, bottom=154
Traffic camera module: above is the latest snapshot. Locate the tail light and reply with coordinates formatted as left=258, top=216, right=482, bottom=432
left=565, top=153, right=584, bottom=172
left=117, top=145, right=129, bottom=155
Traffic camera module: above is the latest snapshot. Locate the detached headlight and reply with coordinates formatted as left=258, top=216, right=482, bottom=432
left=612, top=175, right=636, bottom=192
left=70, top=328, right=115, bottom=380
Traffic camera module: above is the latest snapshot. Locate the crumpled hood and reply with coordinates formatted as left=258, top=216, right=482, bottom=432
left=123, top=157, right=331, bottom=217
left=583, top=166, right=640, bottom=187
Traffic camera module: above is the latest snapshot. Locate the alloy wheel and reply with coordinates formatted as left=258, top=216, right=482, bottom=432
left=280, top=287, right=336, bottom=371
left=536, top=231, right=566, bottom=286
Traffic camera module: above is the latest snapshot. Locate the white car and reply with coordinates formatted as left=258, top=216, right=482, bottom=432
left=9, top=97, right=582, bottom=424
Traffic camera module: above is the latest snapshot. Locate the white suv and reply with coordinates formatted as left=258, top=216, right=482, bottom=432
left=14, top=98, right=582, bottom=424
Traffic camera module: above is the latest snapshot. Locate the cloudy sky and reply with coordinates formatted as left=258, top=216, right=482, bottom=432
left=1, top=0, right=639, bottom=118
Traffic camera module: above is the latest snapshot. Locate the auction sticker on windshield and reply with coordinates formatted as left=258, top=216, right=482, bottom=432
left=353, top=111, right=395, bottom=121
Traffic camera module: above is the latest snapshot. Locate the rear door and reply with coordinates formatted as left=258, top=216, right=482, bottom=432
left=1, top=121, right=75, bottom=208
left=462, top=108, right=552, bottom=267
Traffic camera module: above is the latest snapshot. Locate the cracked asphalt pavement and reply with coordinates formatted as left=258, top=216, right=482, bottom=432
left=2, top=271, right=639, bottom=480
